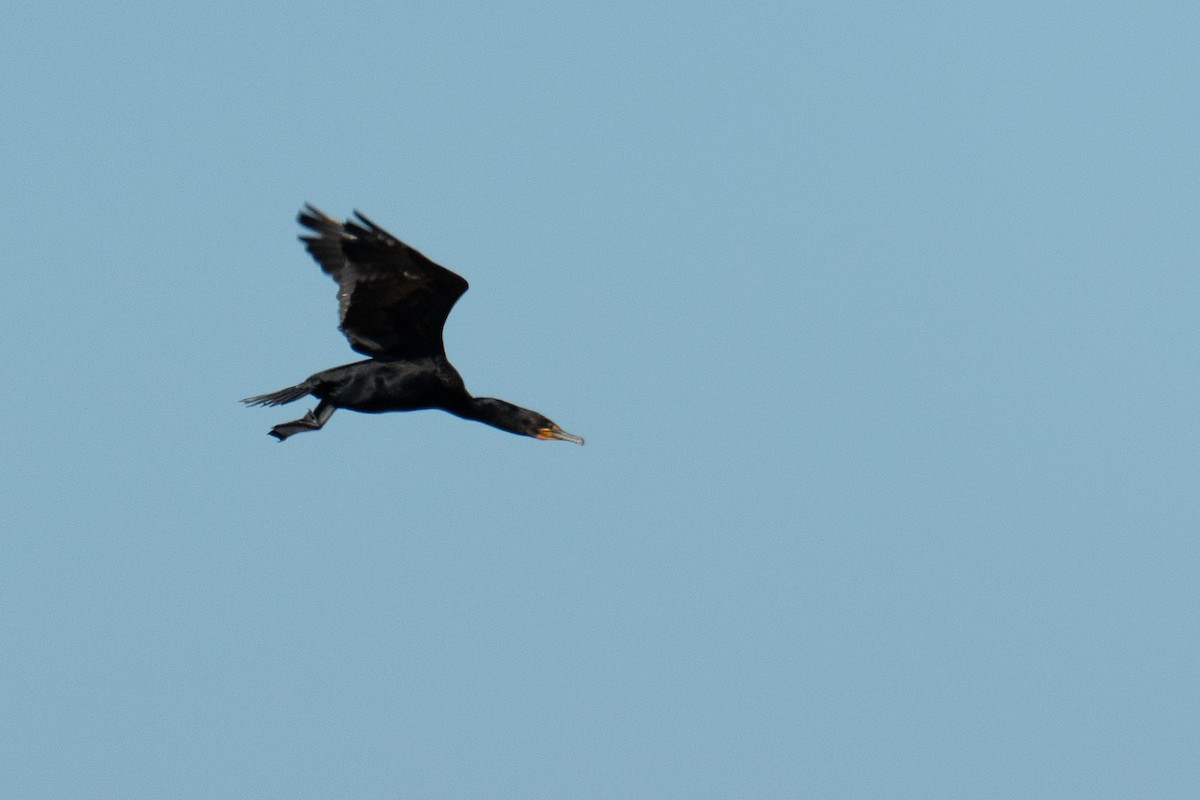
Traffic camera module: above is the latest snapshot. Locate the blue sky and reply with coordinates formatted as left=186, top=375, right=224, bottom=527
left=3, top=1, right=1198, bottom=797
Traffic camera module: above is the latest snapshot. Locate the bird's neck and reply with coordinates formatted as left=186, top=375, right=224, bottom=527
left=450, top=396, right=528, bottom=436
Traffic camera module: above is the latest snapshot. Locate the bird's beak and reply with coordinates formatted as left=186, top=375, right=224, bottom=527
left=537, top=425, right=584, bottom=445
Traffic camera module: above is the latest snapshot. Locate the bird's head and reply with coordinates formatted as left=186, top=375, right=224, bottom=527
left=520, top=408, right=585, bottom=445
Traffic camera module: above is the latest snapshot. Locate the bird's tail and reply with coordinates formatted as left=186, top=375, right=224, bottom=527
left=241, top=379, right=316, bottom=407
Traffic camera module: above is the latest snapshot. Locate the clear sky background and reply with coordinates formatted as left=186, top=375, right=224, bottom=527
left=2, top=1, right=1198, bottom=797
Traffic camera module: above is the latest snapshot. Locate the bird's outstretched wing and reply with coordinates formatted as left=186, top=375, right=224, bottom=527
left=297, top=204, right=470, bottom=360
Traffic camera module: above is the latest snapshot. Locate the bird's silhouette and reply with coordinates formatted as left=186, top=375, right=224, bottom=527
left=243, top=205, right=583, bottom=445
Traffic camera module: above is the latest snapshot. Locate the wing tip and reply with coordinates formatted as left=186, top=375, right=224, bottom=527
left=297, top=203, right=340, bottom=234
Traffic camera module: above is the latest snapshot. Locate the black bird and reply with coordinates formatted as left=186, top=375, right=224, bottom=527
left=243, top=205, right=583, bottom=445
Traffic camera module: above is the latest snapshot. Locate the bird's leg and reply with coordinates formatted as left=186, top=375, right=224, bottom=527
left=268, top=400, right=335, bottom=441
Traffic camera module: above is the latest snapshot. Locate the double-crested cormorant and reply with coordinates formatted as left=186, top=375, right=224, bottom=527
left=243, top=205, right=583, bottom=445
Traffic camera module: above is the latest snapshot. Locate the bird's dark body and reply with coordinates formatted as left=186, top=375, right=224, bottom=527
left=242, top=206, right=582, bottom=445
left=310, top=357, right=467, bottom=414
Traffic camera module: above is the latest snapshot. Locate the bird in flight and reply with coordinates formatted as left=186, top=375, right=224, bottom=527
left=243, top=205, right=583, bottom=445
